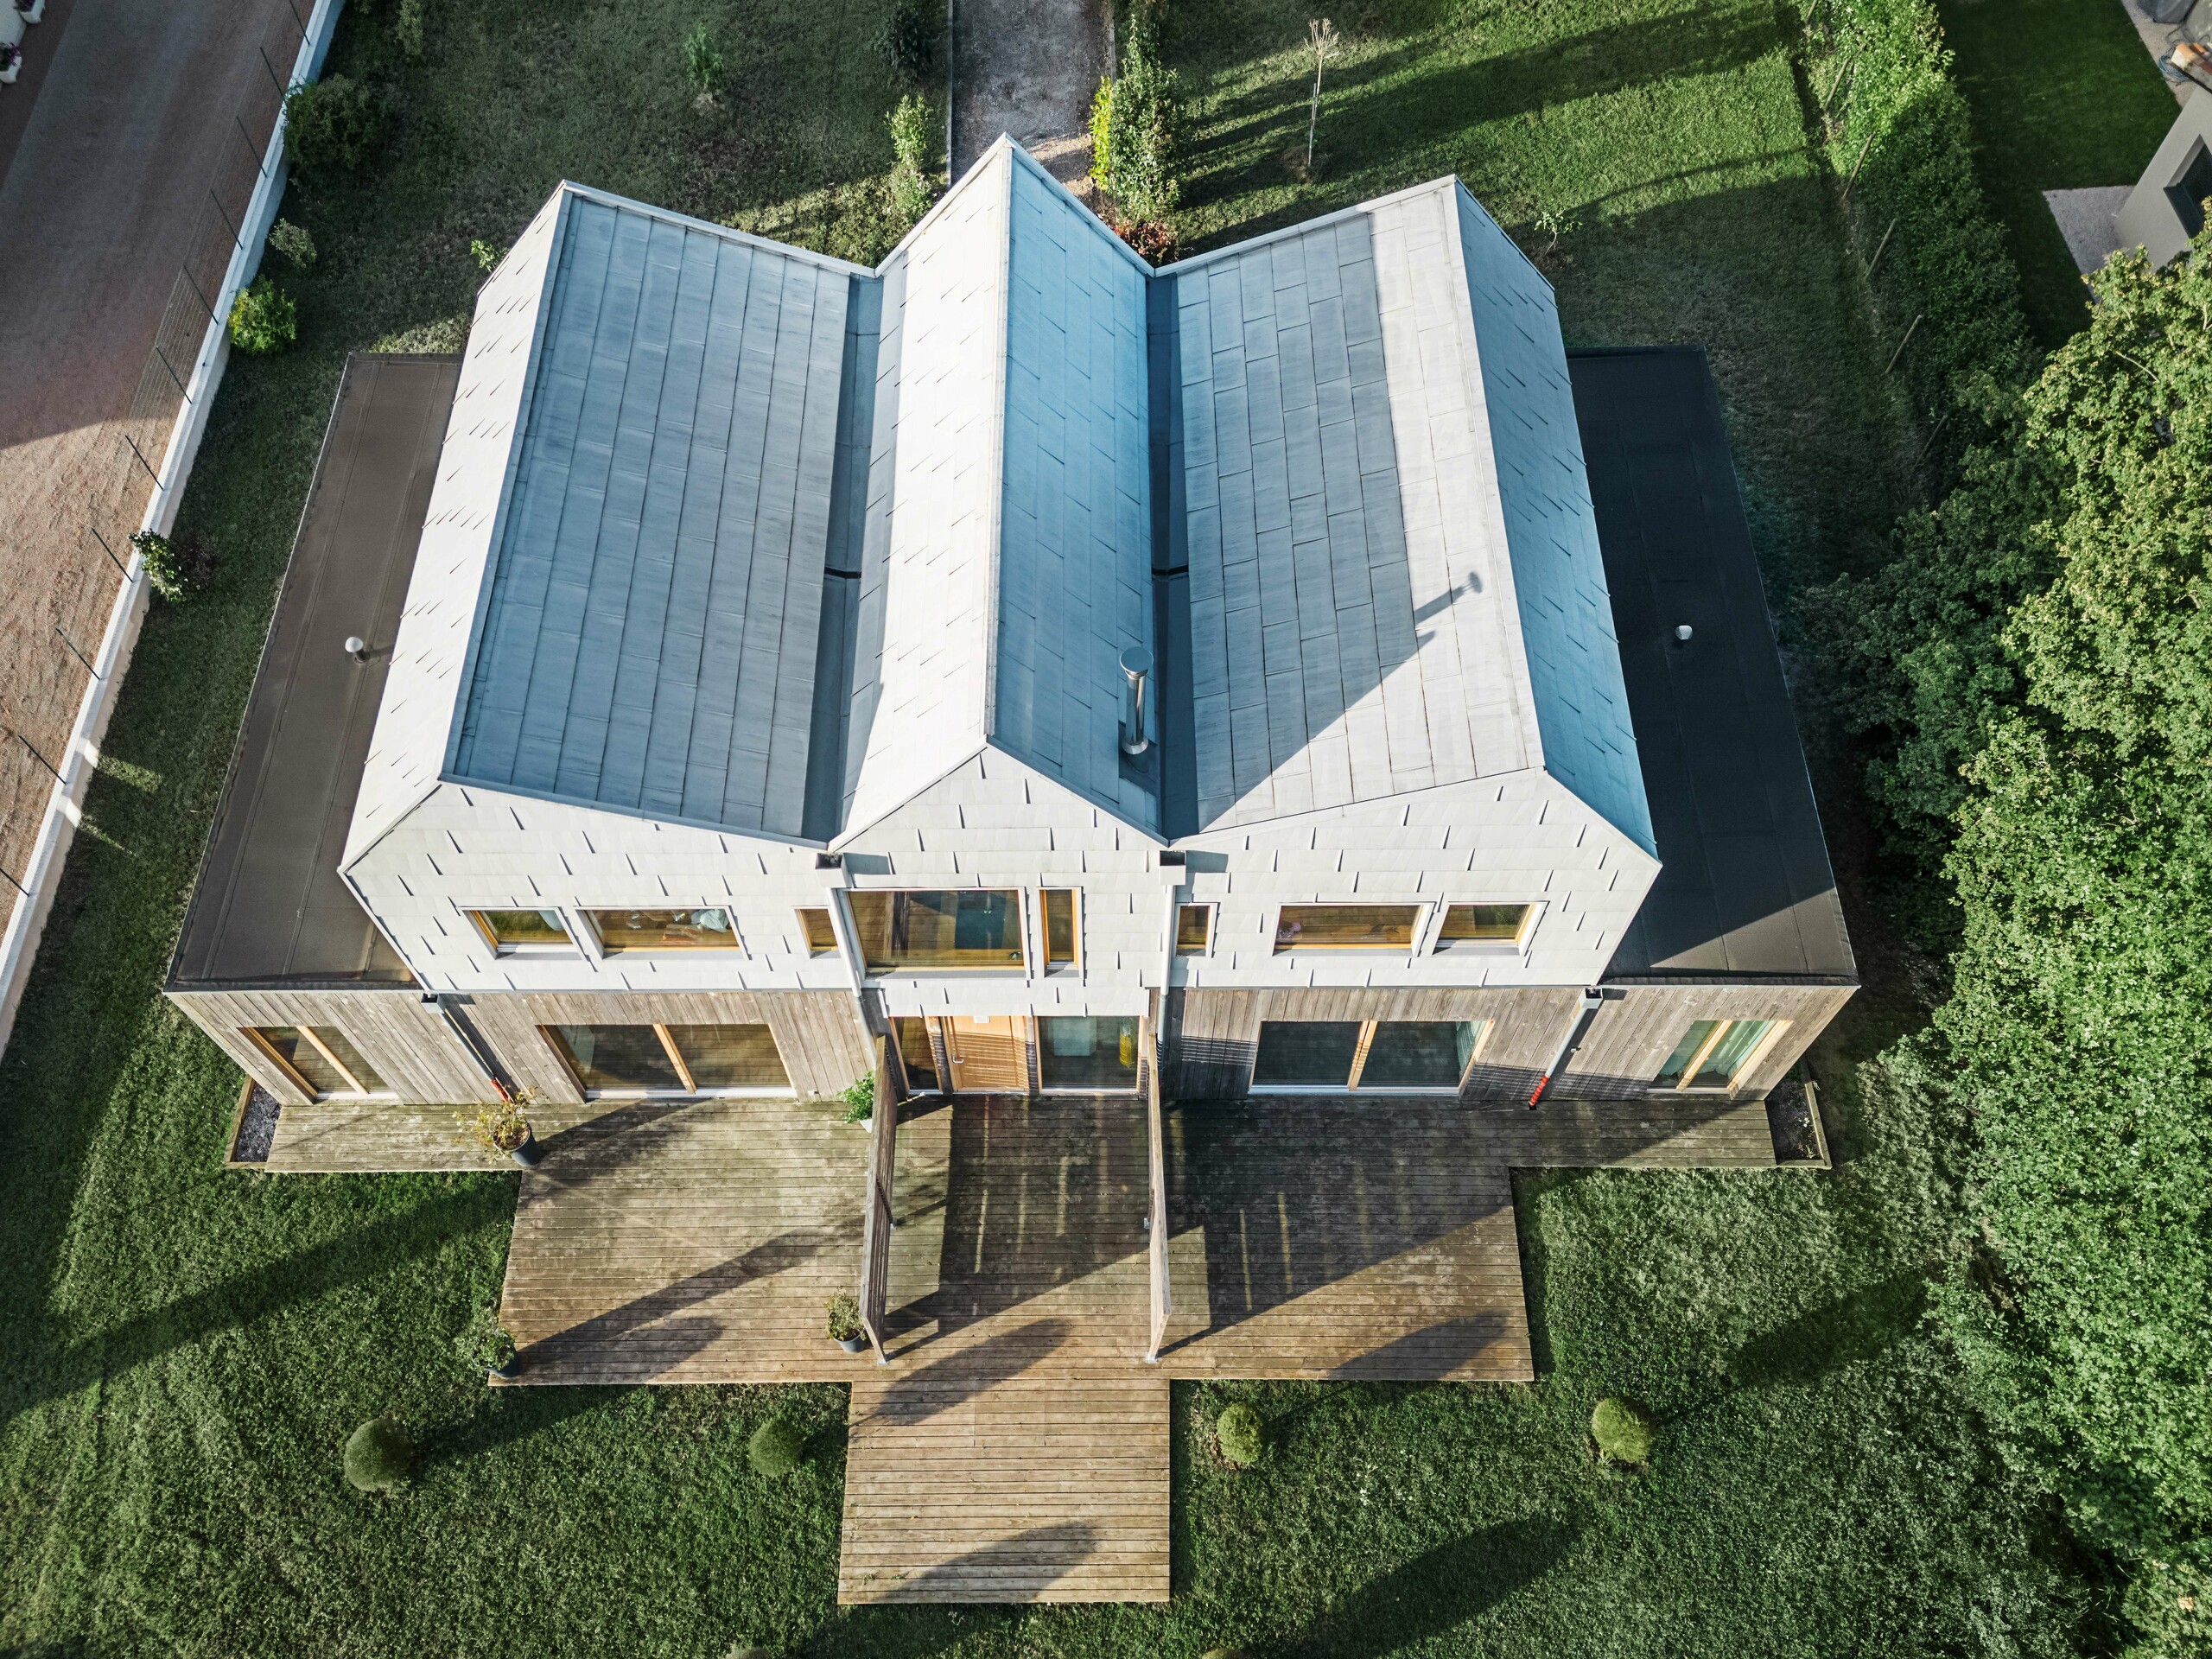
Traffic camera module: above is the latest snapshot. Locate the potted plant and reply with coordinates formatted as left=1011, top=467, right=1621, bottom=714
left=460, top=1086, right=542, bottom=1166
left=825, top=1293, right=866, bottom=1353
left=0, top=44, right=22, bottom=84
left=16, top=0, right=44, bottom=25
left=461, top=1302, right=520, bottom=1380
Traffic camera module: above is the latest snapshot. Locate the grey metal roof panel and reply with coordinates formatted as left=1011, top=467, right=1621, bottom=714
left=449, top=194, right=852, bottom=838
left=1572, top=346, right=1856, bottom=982
left=171, top=353, right=456, bottom=987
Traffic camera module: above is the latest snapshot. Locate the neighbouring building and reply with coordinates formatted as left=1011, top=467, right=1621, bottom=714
left=167, top=141, right=1854, bottom=1120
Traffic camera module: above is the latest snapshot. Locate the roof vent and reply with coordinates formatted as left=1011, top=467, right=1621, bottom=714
left=1119, top=645, right=1154, bottom=757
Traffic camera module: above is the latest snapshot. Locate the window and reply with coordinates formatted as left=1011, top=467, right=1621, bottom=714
left=468, top=908, right=572, bottom=951
left=844, top=889, right=1025, bottom=973
left=2168, top=138, right=2212, bottom=238
left=1272, top=905, right=1422, bottom=953
left=542, top=1022, right=791, bottom=1096
left=1040, top=888, right=1079, bottom=969
left=1433, top=902, right=1536, bottom=951
left=1039, top=1015, right=1140, bottom=1090
left=1653, top=1018, right=1788, bottom=1091
left=1174, top=903, right=1215, bottom=956
left=245, top=1026, right=388, bottom=1097
left=797, top=906, right=841, bottom=956
left=586, top=907, right=739, bottom=952
left=1250, top=1019, right=1487, bottom=1091
left=893, top=1018, right=939, bottom=1093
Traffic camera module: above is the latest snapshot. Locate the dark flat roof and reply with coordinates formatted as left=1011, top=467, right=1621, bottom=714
left=169, top=353, right=459, bottom=988
left=1570, top=346, right=1856, bottom=981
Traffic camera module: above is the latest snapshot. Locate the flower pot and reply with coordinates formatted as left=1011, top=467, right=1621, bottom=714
left=509, top=1129, right=543, bottom=1166
left=0, top=8, right=21, bottom=46
left=17, top=0, right=43, bottom=24
left=488, top=1354, right=521, bottom=1380
left=836, top=1335, right=867, bottom=1354
left=0, top=55, right=17, bottom=83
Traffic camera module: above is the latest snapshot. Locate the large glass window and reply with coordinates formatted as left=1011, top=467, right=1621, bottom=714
left=845, top=889, right=1025, bottom=973
left=1175, top=904, right=1214, bottom=956
left=245, top=1026, right=389, bottom=1097
left=1039, top=1015, right=1140, bottom=1090
left=1251, top=1019, right=1486, bottom=1091
left=587, top=908, right=739, bottom=952
left=1273, top=905, right=1422, bottom=953
left=1653, top=1018, right=1787, bottom=1091
left=468, top=908, right=571, bottom=950
left=1433, top=903, right=1535, bottom=951
left=543, top=1022, right=791, bottom=1095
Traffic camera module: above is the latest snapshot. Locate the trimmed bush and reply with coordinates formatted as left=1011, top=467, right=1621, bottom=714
left=1592, top=1396, right=1656, bottom=1467
left=1089, top=0, right=1180, bottom=254
left=1215, top=1402, right=1263, bottom=1467
left=747, top=1415, right=806, bottom=1478
left=878, top=1, right=936, bottom=82
left=266, top=217, right=316, bottom=269
left=228, top=278, right=296, bottom=356
left=342, top=1417, right=413, bottom=1491
left=283, top=76, right=395, bottom=179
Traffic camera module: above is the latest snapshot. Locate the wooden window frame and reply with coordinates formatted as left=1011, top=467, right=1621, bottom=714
left=538, top=1021, right=794, bottom=1099
left=243, top=1025, right=381, bottom=1099
left=1173, top=902, right=1216, bottom=957
left=465, top=906, right=576, bottom=956
left=581, top=906, right=742, bottom=956
left=1246, top=1018, right=1492, bottom=1094
left=1428, top=899, right=1544, bottom=955
left=839, top=887, right=1031, bottom=977
left=795, top=906, right=841, bottom=957
left=1268, top=903, right=1431, bottom=956
left=1039, top=887, right=1081, bottom=973
left=1653, top=1017, right=1791, bottom=1094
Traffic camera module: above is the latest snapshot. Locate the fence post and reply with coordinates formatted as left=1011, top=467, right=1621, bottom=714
left=1142, top=1001, right=1171, bottom=1364
left=856, top=1031, right=906, bottom=1363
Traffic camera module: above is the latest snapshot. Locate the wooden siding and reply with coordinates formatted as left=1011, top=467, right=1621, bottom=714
left=1563, top=982, right=1856, bottom=1100
left=463, top=988, right=871, bottom=1102
left=168, top=987, right=498, bottom=1108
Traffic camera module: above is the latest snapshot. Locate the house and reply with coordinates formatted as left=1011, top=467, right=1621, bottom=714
left=166, top=140, right=1854, bottom=1125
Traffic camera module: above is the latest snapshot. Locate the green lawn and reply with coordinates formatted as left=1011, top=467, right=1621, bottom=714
left=0, top=0, right=2100, bottom=1653
left=1933, top=0, right=2177, bottom=346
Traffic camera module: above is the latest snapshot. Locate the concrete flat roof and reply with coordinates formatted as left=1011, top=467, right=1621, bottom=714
left=168, top=353, right=458, bottom=987
left=1571, top=346, right=1856, bottom=982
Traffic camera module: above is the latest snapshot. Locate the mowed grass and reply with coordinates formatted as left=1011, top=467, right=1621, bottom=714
left=1932, top=0, right=2177, bottom=346
left=0, top=0, right=2094, bottom=1654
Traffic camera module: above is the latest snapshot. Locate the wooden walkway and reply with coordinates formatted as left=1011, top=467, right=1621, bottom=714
left=245, top=1083, right=1777, bottom=1604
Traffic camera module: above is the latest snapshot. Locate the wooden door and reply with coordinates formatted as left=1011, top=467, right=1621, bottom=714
left=939, top=1015, right=1030, bottom=1094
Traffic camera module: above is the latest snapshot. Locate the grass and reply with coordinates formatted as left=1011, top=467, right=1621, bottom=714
left=1932, top=0, right=2178, bottom=346
left=0, top=0, right=2100, bottom=1652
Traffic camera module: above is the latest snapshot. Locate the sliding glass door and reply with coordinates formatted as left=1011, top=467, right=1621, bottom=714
left=1249, top=1020, right=1487, bottom=1092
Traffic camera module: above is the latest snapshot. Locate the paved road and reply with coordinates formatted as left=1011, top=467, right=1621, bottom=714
left=0, top=0, right=289, bottom=930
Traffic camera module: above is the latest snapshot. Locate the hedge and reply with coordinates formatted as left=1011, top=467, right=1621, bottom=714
left=1808, top=0, right=2031, bottom=444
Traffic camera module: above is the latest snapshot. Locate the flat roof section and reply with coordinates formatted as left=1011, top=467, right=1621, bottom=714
left=170, top=353, right=459, bottom=986
left=1570, top=346, right=1856, bottom=981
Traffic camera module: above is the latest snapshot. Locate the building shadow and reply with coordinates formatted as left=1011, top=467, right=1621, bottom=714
left=867, top=1318, right=1072, bottom=1422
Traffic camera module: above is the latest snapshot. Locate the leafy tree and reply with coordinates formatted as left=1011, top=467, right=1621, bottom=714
left=1916, top=237, right=2212, bottom=1619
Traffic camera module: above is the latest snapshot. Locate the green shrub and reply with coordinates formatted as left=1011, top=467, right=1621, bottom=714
left=838, top=1071, right=874, bottom=1123
left=283, top=76, right=395, bottom=179
left=887, top=96, right=938, bottom=232
left=878, top=1, right=936, bottom=82
left=266, top=217, right=316, bottom=269
left=227, top=277, right=296, bottom=356
left=683, top=22, right=727, bottom=99
left=1215, top=1402, right=1262, bottom=1467
left=130, top=531, right=188, bottom=602
left=395, top=0, right=426, bottom=59
left=824, top=1294, right=861, bottom=1342
left=747, top=1415, right=806, bottom=1478
left=1089, top=2, right=1179, bottom=254
left=1592, top=1396, right=1656, bottom=1466
left=470, top=237, right=503, bottom=275
left=342, top=1417, right=413, bottom=1491
left=457, top=1303, right=518, bottom=1373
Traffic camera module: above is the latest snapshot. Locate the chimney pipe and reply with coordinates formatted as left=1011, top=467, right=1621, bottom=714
left=1119, top=645, right=1154, bottom=757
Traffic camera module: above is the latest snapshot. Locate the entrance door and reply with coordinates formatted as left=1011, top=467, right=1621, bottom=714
left=940, top=1014, right=1030, bottom=1094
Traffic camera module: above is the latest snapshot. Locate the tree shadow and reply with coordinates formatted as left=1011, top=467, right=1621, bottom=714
left=868, top=1317, right=1072, bottom=1421
left=1325, top=1313, right=1510, bottom=1380
left=417, top=1379, right=626, bottom=1468
left=1731, top=1271, right=1928, bottom=1388
left=1287, top=1514, right=1583, bottom=1656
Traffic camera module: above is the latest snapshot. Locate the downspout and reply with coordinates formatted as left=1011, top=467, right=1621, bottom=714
left=1528, top=988, right=1604, bottom=1108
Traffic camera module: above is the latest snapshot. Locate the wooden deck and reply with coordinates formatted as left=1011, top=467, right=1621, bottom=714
left=249, top=1082, right=1778, bottom=1604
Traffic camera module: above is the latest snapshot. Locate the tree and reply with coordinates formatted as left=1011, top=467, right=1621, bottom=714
left=1304, top=18, right=1338, bottom=172
left=1088, top=1, right=1179, bottom=254
left=1917, top=235, right=2212, bottom=1616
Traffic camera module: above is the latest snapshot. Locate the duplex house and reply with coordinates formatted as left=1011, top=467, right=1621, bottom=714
left=167, top=141, right=1853, bottom=1120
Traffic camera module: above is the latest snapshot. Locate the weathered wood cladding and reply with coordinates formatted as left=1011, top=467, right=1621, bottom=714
left=1167, top=981, right=1853, bottom=1101
left=168, top=987, right=499, bottom=1108
left=462, top=988, right=872, bottom=1103
left=1562, top=981, right=1854, bottom=1100
left=1167, top=985, right=1581, bottom=1100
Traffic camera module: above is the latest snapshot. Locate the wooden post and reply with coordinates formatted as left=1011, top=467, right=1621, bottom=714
left=1141, top=1006, right=1171, bottom=1364
left=856, top=1031, right=906, bottom=1364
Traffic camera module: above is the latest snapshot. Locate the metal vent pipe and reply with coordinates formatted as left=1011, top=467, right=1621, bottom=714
left=1119, top=645, right=1154, bottom=757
